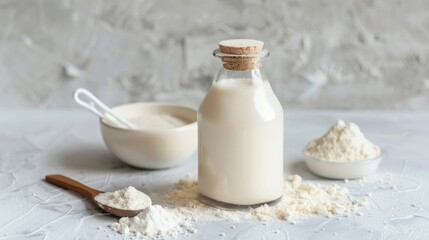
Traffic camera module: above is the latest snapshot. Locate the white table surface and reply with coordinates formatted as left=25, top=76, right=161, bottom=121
left=1, top=110, right=428, bottom=240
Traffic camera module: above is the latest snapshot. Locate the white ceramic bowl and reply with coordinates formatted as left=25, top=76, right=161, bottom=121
left=304, top=151, right=383, bottom=179
left=100, top=103, right=197, bottom=169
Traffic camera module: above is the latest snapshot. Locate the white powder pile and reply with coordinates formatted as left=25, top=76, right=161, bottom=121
left=110, top=205, right=184, bottom=238
left=95, top=186, right=151, bottom=210
left=305, top=119, right=381, bottom=161
left=164, top=175, right=367, bottom=224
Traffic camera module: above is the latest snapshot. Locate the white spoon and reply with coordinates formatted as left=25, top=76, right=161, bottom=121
left=73, top=88, right=136, bottom=129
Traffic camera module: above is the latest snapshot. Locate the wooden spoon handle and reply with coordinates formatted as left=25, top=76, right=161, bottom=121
left=45, top=174, right=101, bottom=198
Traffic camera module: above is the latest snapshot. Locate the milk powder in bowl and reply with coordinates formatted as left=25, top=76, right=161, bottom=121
left=304, top=120, right=382, bottom=179
left=100, top=102, right=197, bottom=169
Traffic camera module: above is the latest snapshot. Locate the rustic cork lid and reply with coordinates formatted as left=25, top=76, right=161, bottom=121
left=217, top=39, right=265, bottom=71
left=219, top=39, right=264, bottom=55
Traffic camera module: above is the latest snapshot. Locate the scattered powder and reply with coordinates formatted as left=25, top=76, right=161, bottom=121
left=375, top=172, right=394, bottom=184
left=95, top=186, right=151, bottom=210
left=110, top=205, right=183, bottom=238
left=108, top=175, right=368, bottom=238
left=164, top=175, right=367, bottom=224
left=165, top=180, right=245, bottom=222
left=357, top=172, right=394, bottom=186
left=250, top=175, right=367, bottom=223
left=305, top=120, right=381, bottom=161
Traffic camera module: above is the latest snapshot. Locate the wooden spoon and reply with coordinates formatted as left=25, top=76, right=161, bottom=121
left=45, top=174, right=144, bottom=218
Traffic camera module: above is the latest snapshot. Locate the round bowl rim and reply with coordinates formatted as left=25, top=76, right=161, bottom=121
left=303, top=149, right=383, bottom=165
left=100, top=102, right=197, bottom=133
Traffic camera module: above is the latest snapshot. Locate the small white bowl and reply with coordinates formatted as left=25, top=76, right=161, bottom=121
left=304, top=151, right=383, bottom=179
left=100, top=102, right=197, bottom=169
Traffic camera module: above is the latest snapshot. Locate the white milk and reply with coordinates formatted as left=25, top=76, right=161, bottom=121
left=198, top=78, right=284, bottom=205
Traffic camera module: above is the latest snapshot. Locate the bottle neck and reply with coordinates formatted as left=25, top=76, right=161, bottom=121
left=221, top=57, right=262, bottom=71
left=212, top=48, right=270, bottom=85
left=213, top=48, right=269, bottom=71
left=214, top=67, right=267, bottom=85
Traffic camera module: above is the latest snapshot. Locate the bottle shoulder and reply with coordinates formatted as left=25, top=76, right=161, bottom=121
left=198, top=81, right=283, bottom=122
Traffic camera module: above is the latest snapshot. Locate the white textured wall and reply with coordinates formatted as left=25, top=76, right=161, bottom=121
left=0, top=0, right=428, bottom=109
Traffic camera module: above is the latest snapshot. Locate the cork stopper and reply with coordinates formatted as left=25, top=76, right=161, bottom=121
left=218, top=39, right=264, bottom=71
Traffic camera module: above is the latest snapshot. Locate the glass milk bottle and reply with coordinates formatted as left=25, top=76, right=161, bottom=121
left=198, top=39, right=284, bottom=207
